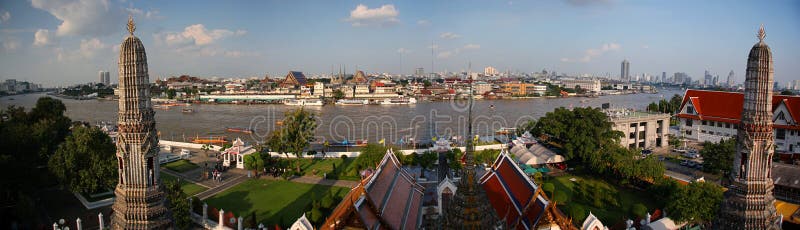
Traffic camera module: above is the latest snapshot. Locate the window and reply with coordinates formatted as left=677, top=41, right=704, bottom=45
left=777, top=112, right=786, bottom=121
left=726, top=123, right=731, bottom=129
left=686, top=119, right=693, bottom=127
left=717, top=122, right=722, bottom=127
left=639, top=131, right=646, bottom=139
left=702, top=121, right=707, bottom=125
left=630, top=132, right=636, bottom=139
left=777, top=129, right=786, bottom=140
left=687, top=106, right=695, bottom=114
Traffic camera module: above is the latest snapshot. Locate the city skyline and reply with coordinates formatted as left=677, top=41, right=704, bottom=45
left=0, top=0, right=799, bottom=87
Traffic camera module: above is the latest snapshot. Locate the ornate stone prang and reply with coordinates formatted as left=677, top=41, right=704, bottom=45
left=127, top=15, right=136, bottom=35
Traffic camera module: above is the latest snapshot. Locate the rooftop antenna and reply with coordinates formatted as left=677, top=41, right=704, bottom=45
left=431, top=40, right=435, bottom=82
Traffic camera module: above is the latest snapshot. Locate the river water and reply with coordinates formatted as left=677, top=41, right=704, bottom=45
left=1, top=89, right=683, bottom=146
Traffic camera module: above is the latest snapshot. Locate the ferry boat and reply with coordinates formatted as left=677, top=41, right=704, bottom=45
left=335, top=99, right=369, bottom=105
left=378, top=97, right=417, bottom=105
left=226, top=127, right=253, bottom=134
left=191, top=136, right=228, bottom=144
left=284, top=99, right=324, bottom=106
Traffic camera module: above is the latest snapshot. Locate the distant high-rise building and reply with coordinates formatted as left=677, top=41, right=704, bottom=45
left=415, top=67, right=425, bottom=77
left=704, top=70, right=713, bottom=86
left=99, top=70, right=110, bottom=85
left=620, top=60, right=630, bottom=82
left=715, top=25, right=781, bottom=230
left=662, top=72, right=666, bottom=83
left=484, top=66, right=497, bottom=76
left=727, top=70, right=735, bottom=87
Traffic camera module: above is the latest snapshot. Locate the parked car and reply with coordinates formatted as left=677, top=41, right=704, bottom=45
left=680, top=160, right=690, bottom=166
left=683, top=152, right=701, bottom=158
left=641, top=149, right=653, bottom=155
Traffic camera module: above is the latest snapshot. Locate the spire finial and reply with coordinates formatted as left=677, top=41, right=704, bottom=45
left=127, top=15, right=136, bottom=36
left=757, top=24, right=765, bottom=43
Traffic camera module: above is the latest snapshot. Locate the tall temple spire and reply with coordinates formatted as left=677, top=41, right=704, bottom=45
left=111, top=17, right=172, bottom=228
left=714, top=25, right=780, bottom=230
left=443, top=62, right=502, bottom=229
left=127, top=15, right=136, bottom=36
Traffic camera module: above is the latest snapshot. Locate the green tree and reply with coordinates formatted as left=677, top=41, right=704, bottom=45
left=700, top=138, right=736, bottom=175
left=631, top=203, right=648, bottom=218
left=244, top=152, right=265, bottom=176
left=542, top=183, right=555, bottom=196
left=417, top=151, right=438, bottom=177
left=48, top=125, right=117, bottom=194
left=332, top=89, right=345, bottom=100
left=164, top=179, right=191, bottom=229
left=780, top=90, right=796, bottom=95
left=665, top=182, right=724, bottom=224
left=166, top=88, right=177, bottom=99
left=266, top=108, right=318, bottom=170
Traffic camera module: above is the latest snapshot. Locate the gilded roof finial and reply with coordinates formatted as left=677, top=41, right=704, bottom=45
left=758, top=24, right=765, bottom=43
left=127, top=15, right=136, bottom=36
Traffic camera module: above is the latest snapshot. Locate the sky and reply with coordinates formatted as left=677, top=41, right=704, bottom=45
left=0, top=0, right=798, bottom=87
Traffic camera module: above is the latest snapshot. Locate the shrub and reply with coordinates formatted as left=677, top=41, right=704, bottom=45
left=553, top=192, right=568, bottom=203
left=542, top=183, right=555, bottom=196
left=631, top=203, right=648, bottom=218
left=340, top=154, right=348, bottom=159
left=567, top=204, right=587, bottom=223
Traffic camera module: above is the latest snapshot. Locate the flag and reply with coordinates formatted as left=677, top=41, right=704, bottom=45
left=432, top=136, right=438, bottom=141
left=379, top=138, right=385, bottom=144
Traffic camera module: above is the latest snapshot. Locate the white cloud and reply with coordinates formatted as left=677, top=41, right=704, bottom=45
left=417, top=20, right=429, bottom=26
left=31, top=0, right=123, bottom=36
left=34, top=29, right=54, bottom=46
left=125, top=7, right=162, bottom=20
left=1, top=39, right=20, bottom=52
left=346, top=4, right=399, bottom=27
left=0, top=10, right=10, bottom=23
left=463, top=44, right=480, bottom=50
left=440, top=32, right=461, bottom=40
left=561, top=42, right=620, bottom=62
left=641, top=45, right=650, bottom=49
left=55, top=37, right=109, bottom=61
left=396, top=48, right=411, bottom=54
left=156, top=24, right=245, bottom=46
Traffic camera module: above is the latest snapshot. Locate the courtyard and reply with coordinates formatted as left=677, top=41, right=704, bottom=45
left=203, top=179, right=350, bottom=226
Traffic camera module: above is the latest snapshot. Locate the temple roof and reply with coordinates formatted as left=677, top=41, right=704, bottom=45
left=322, top=149, right=424, bottom=230
left=676, top=89, right=800, bottom=130
left=282, top=71, right=307, bottom=87
left=479, top=151, right=549, bottom=229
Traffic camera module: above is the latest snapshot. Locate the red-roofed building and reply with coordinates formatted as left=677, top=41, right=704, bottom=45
left=322, top=149, right=425, bottom=230
left=676, top=89, right=800, bottom=154
left=478, top=151, right=575, bottom=230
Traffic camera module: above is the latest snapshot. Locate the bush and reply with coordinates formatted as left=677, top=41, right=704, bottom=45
left=567, top=204, right=587, bottom=223
left=542, top=183, right=555, bottom=196
left=553, top=192, right=568, bottom=203
left=631, top=203, right=648, bottom=218
left=307, top=150, right=317, bottom=156
left=340, top=155, right=348, bottom=159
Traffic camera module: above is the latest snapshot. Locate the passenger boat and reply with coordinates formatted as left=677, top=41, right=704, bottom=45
left=378, top=97, right=417, bottom=105
left=226, top=127, right=253, bottom=134
left=284, top=99, right=324, bottom=106
left=335, top=99, right=369, bottom=105
left=181, top=108, right=194, bottom=113
left=191, top=136, right=228, bottom=144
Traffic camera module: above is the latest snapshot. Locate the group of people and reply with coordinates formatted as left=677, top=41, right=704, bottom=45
left=211, top=169, right=223, bottom=182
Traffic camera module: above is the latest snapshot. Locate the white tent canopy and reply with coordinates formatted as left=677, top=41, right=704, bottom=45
left=510, top=140, right=565, bottom=165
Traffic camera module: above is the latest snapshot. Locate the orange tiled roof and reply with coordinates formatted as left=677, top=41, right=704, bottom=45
left=678, top=90, right=800, bottom=129
left=479, top=153, right=548, bottom=229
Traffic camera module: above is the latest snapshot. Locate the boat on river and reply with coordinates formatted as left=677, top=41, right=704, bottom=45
left=378, top=97, right=417, bottom=105
left=191, top=136, right=228, bottom=144
left=335, top=99, right=369, bottom=105
left=284, top=99, right=324, bottom=106
left=330, top=139, right=368, bottom=147
left=226, top=127, right=253, bottom=134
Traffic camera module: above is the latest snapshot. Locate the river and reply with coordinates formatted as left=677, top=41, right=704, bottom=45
left=1, top=89, right=683, bottom=146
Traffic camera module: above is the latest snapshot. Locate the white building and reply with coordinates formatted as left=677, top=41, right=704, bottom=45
left=607, top=109, right=671, bottom=149
left=676, top=89, right=800, bottom=154
left=560, top=79, right=601, bottom=92
left=484, top=66, right=498, bottom=76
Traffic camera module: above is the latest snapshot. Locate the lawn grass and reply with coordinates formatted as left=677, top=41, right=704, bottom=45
left=204, top=179, right=349, bottom=227
left=161, top=172, right=207, bottom=196
left=548, top=173, right=659, bottom=227
left=294, top=158, right=360, bottom=181
left=163, top=159, right=200, bottom=173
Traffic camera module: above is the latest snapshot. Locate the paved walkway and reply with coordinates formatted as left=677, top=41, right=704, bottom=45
left=263, top=175, right=359, bottom=188
left=195, top=174, right=248, bottom=200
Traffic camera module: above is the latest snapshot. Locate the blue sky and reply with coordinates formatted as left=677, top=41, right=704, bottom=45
left=0, top=0, right=798, bottom=87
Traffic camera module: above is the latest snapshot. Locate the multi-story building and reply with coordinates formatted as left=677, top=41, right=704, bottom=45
left=676, top=89, right=800, bottom=154
left=560, top=79, right=601, bottom=92
left=474, top=82, right=493, bottom=95
left=98, top=71, right=110, bottom=85
left=415, top=67, right=425, bottom=77
left=607, top=109, right=670, bottom=149
left=620, top=59, right=630, bottom=82
left=501, top=82, right=545, bottom=96
left=484, top=66, right=497, bottom=76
